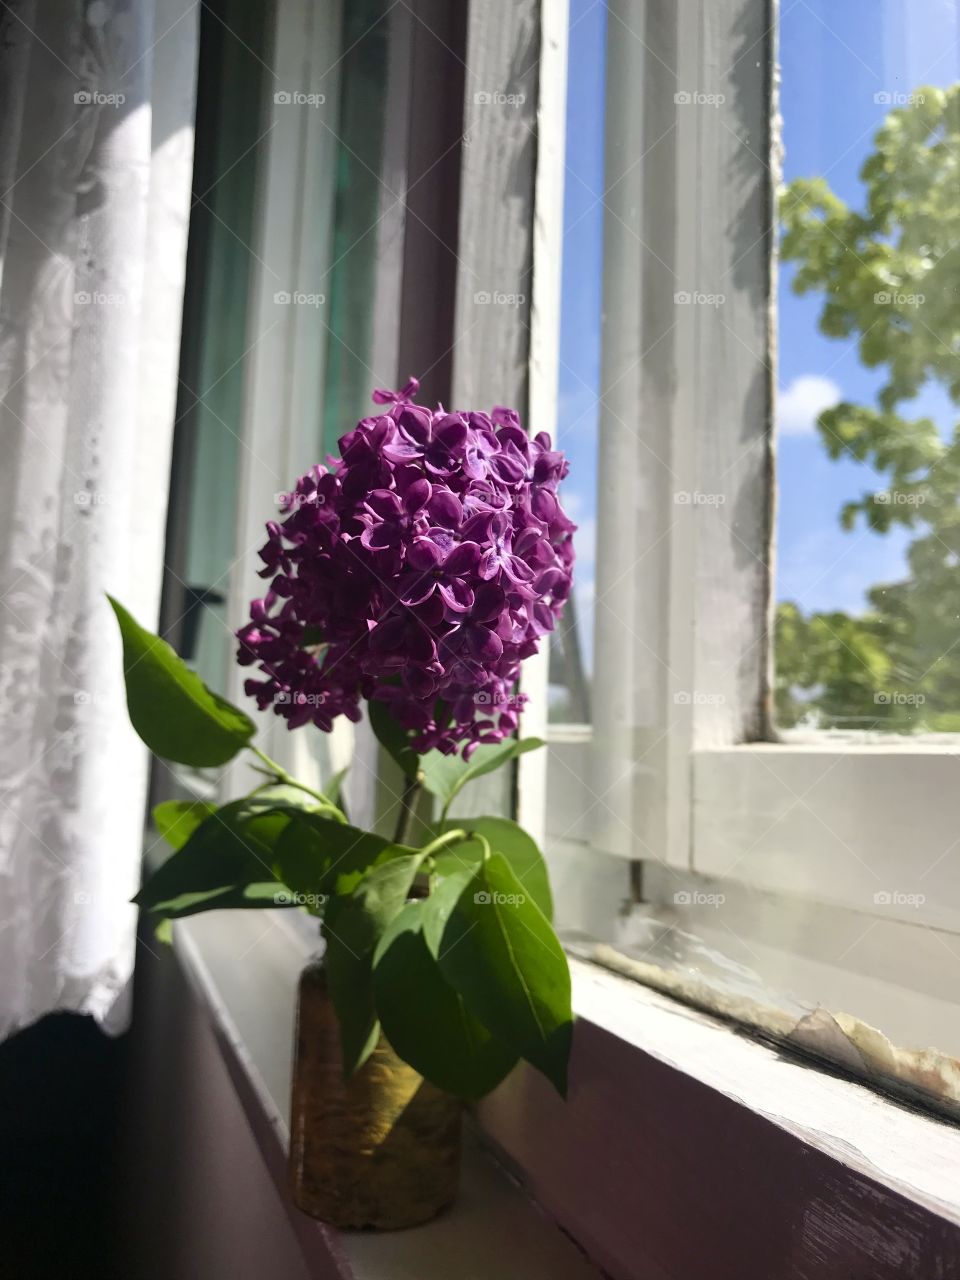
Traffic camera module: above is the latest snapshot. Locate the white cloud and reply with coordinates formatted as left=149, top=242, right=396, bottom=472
left=777, top=374, right=841, bottom=437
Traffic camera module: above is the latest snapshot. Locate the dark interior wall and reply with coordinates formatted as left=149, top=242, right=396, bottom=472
left=0, top=934, right=315, bottom=1280
left=0, top=1012, right=127, bottom=1280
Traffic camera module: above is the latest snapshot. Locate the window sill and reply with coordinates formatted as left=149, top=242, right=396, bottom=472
left=171, top=908, right=603, bottom=1280
left=480, top=948, right=960, bottom=1280
left=171, top=905, right=960, bottom=1280
left=571, top=954, right=960, bottom=1218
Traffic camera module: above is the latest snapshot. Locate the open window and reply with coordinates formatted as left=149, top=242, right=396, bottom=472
left=543, top=0, right=960, bottom=1117
left=156, top=0, right=960, bottom=1121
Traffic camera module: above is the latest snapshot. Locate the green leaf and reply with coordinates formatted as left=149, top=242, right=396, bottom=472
left=149, top=881, right=298, bottom=919
left=373, top=902, right=517, bottom=1099
left=135, top=795, right=290, bottom=912
left=417, top=753, right=467, bottom=807
left=322, top=852, right=425, bottom=1077
left=154, top=917, right=174, bottom=945
left=108, top=596, right=255, bottom=767
left=249, top=781, right=346, bottom=825
left=435, top=854, right=573, bottom=1097
left=422, top=865, right=477, bottom=958
left=434, top=818, right=553, bottom=921
left=325, top=766, right=349, bottom=807
left=368, top=698, right=420, bottom=777
left=273, top=814, right=403, bottom=900
left=152, top=799, right=217, bottom=851
left=250, top=783, right=334, bottom=811
left=420, top=738, right=545, bottom=814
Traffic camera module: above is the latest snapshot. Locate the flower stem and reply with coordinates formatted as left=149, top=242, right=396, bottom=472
left=418, top=828, right=468, bottom=860
left=474, top=833, right=493, bottom=864
left=394, top=773, right=424, bottom=845
left=248, top=745, right=343, bottom=813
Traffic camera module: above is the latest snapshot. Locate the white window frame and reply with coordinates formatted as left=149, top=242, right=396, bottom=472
left=163, top=0, right=960, bottom=1026
left=223, top=0, right=350, bottom=803
left=182, top=0, right=519, bottom=836
left=541, top=0, right=960, bottom=940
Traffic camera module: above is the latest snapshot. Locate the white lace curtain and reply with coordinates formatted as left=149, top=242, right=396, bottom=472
left=0, top=0, right=198, bottom=1039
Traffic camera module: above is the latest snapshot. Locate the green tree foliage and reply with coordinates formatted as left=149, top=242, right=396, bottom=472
left=776, top=84, right=960, bottom=731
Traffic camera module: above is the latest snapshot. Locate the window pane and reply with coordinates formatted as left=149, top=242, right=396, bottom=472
left=321, top=0, right=392, bottom=453
left=548, top=0, right=606, bottom=726
left=547, top=0, right=960, bottom=1125
left=165, top=2, right=393, bottom=693
left=775, top=0, right=960, bottom=733
left=162, top=0, right=269, bottom=696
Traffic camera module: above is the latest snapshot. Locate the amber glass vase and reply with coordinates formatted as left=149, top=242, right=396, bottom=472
left=288, top=957, right=462, bottom=1230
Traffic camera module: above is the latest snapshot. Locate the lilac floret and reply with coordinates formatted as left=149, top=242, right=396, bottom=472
left=237, top=378, right=575, bottom=758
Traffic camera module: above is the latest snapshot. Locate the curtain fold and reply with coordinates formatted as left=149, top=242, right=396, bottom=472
left=0, top=0, right=198, bottom=1039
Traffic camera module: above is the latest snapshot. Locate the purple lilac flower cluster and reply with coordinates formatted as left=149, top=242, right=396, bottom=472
left=237, top=379, right=575, bottom=758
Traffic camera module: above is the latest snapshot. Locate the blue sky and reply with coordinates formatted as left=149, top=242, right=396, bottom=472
left=556, top=0, right=960, bottom=677
left=777, top=0, right=959, bottom=612
left=553, top=0, right=606, bottom=676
